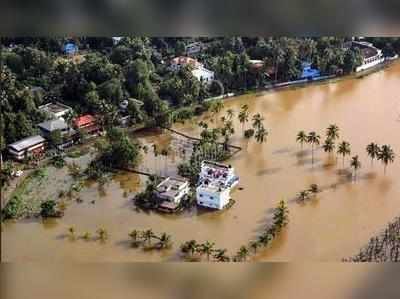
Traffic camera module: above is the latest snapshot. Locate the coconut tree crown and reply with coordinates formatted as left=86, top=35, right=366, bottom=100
left=326, top=124, right=340, bottom=140
left=378, top=144, right=395, bottom=174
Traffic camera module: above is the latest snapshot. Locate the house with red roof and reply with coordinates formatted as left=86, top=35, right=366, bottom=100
left=169, top=56, right=203, bottom=72
left=73, top=114, right=100, bottom=135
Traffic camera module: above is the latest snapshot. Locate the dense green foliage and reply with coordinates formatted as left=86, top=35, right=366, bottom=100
left=40, top=199, right=62, bottom=218
left=2, top=36, right=399, bottom=152
left=86, top=128, right=141, bottom=179
left=1, top=195, right=23, bottom=220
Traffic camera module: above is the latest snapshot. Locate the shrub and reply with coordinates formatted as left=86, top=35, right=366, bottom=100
left=2, top=196, right=23, bottom=219
left=40, top=200, right=57, bottom=217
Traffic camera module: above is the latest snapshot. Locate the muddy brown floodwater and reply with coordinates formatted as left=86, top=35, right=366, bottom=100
left=2, top=62, right=400, bottom=262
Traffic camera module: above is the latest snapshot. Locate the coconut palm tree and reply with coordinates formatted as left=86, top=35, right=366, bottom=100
left=273, top=200, right=289, bottom=231
left=296, top=131, right=307, bottom=149
left=198, top=121, right=208, bottom=130
left=199, top=241, right=215, bottom=261
left=350, top=155, right=362, bottom=180
left=213, top=248, right=230, bottom=262
left=129, top=229, right=141, bottom=243
left=97, top=227, right=108, bottom=241
left=252, top=113, right=265, bottom=130
left=337, top=141, right=351, bottom=168
left=211, top=100, right=224, bottom=123
left=377, top=145, right=395, bottom=175
left=236, top=246, right=249, bottom=262
left=258, top=233, right=272, bottom=247
left=326, top=124, right=340, bottom=141
left=366, top=142, right=380, bottom=167
left=244, top=128, right=255, bottom=147
left=67, top=226, right=76, bottom=238
left=155, top=233, right=172, bottom=249
left=161, top=148, right=169, bottom=176
left=152, top=144, right=158, bottom=174
left=142, top=229, right=154, bottom=246
left=255, top=126, right=268, bottom=144
left=309, top=183, right=319, bottom=195
left=221, top=120, right=235, bottom=151
left=307, top=131, right=321, bottom=165
left=226, top=108, right=235, bottom=120
left=322, top=138, right=335, bottom=155
left=81, top=232, right=91, bottom=241
left=238, top=104, right=250, bottom=133
left=250, top=241, right=260, bottom=254
left=297, top=190, right=309, bottom=202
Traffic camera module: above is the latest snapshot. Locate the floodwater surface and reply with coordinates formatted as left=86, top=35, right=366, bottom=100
left=2, top=62, right=400, bottom=262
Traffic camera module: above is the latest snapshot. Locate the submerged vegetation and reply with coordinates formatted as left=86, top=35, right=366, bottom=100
left=129, top=229, right=172, bottom=250
left=345, top=217, right=400, bottom=262
left=1, top=167, right=49, bottom=220
left=179, top=200, right=290, bottom=262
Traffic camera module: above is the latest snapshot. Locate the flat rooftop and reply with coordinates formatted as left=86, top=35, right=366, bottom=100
left=39, top=102, right=71, bottom=114
left=38, top=119, right=69, bottom=132
left=157, top=177, right=188, bottom=192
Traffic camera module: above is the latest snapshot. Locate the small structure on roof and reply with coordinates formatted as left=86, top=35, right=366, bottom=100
left=156, top=177, right=190, bottom=212
left=196, top=161, right=239, bottom=210
left=8, top=135, right=46, bottom=161
left=73, top=114, right=100, bottom=135
left=38, top=102, right=73, bottom=120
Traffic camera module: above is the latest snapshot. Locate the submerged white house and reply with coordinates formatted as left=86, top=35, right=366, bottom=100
left=196, top=161, right=239, bottom=210
left=156, top=177, right=190, bottom=212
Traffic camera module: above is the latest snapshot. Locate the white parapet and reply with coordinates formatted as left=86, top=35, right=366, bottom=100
left=196, top=160, right=239, bottom=210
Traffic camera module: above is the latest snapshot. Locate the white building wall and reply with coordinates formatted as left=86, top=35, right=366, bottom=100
left=191, top=67, right=214, bottom=83
left=356, top=56, right=385, bottom=72
left=196, top=187, right=230, bottom=210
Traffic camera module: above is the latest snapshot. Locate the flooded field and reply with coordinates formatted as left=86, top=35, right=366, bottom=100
left=2, top=62, right=400, bottom=262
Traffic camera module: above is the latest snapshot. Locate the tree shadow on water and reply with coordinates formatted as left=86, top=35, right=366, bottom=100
left=256, top=167, right=282, bottom=176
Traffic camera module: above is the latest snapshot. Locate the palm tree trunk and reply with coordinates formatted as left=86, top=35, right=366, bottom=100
left=311, top=144, right=314, bottom=165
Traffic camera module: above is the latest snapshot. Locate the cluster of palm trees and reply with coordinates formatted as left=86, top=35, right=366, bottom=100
left=129, top=229, right=172, bottom=250
left=297, top=124, right=395, bottom=176
left=297, top=183, right=320, bottom=202
left=67, top=226, right=108, bottom=242
left=178, top=201, right=290, bottom=262
left=211, top=102, right=269, bottom=146
left=150, top=144, right=172, bottom=176
left=232, top=200, right=290, bottom=261
left=366, top=143, right=395, bottom=174
left=180, top=240, right=229, bottom=262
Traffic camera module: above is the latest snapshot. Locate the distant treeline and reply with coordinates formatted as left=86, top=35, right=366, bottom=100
left=1, top=37, right=400, bottom=150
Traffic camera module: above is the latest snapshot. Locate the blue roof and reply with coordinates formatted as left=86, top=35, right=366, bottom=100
left=63, top=43, right=78, bottom=54
left=300, top=62, right=320, bottom=79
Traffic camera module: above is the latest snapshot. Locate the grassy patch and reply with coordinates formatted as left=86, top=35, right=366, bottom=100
left=66, top=147, right=90, bottom=159
left=2, top=167, right=50, bottom=220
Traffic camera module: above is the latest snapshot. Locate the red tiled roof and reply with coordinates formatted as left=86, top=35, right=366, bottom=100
left=171, top=56, right=202, bottom=67
left=74, top=114, right=96, bottom=127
